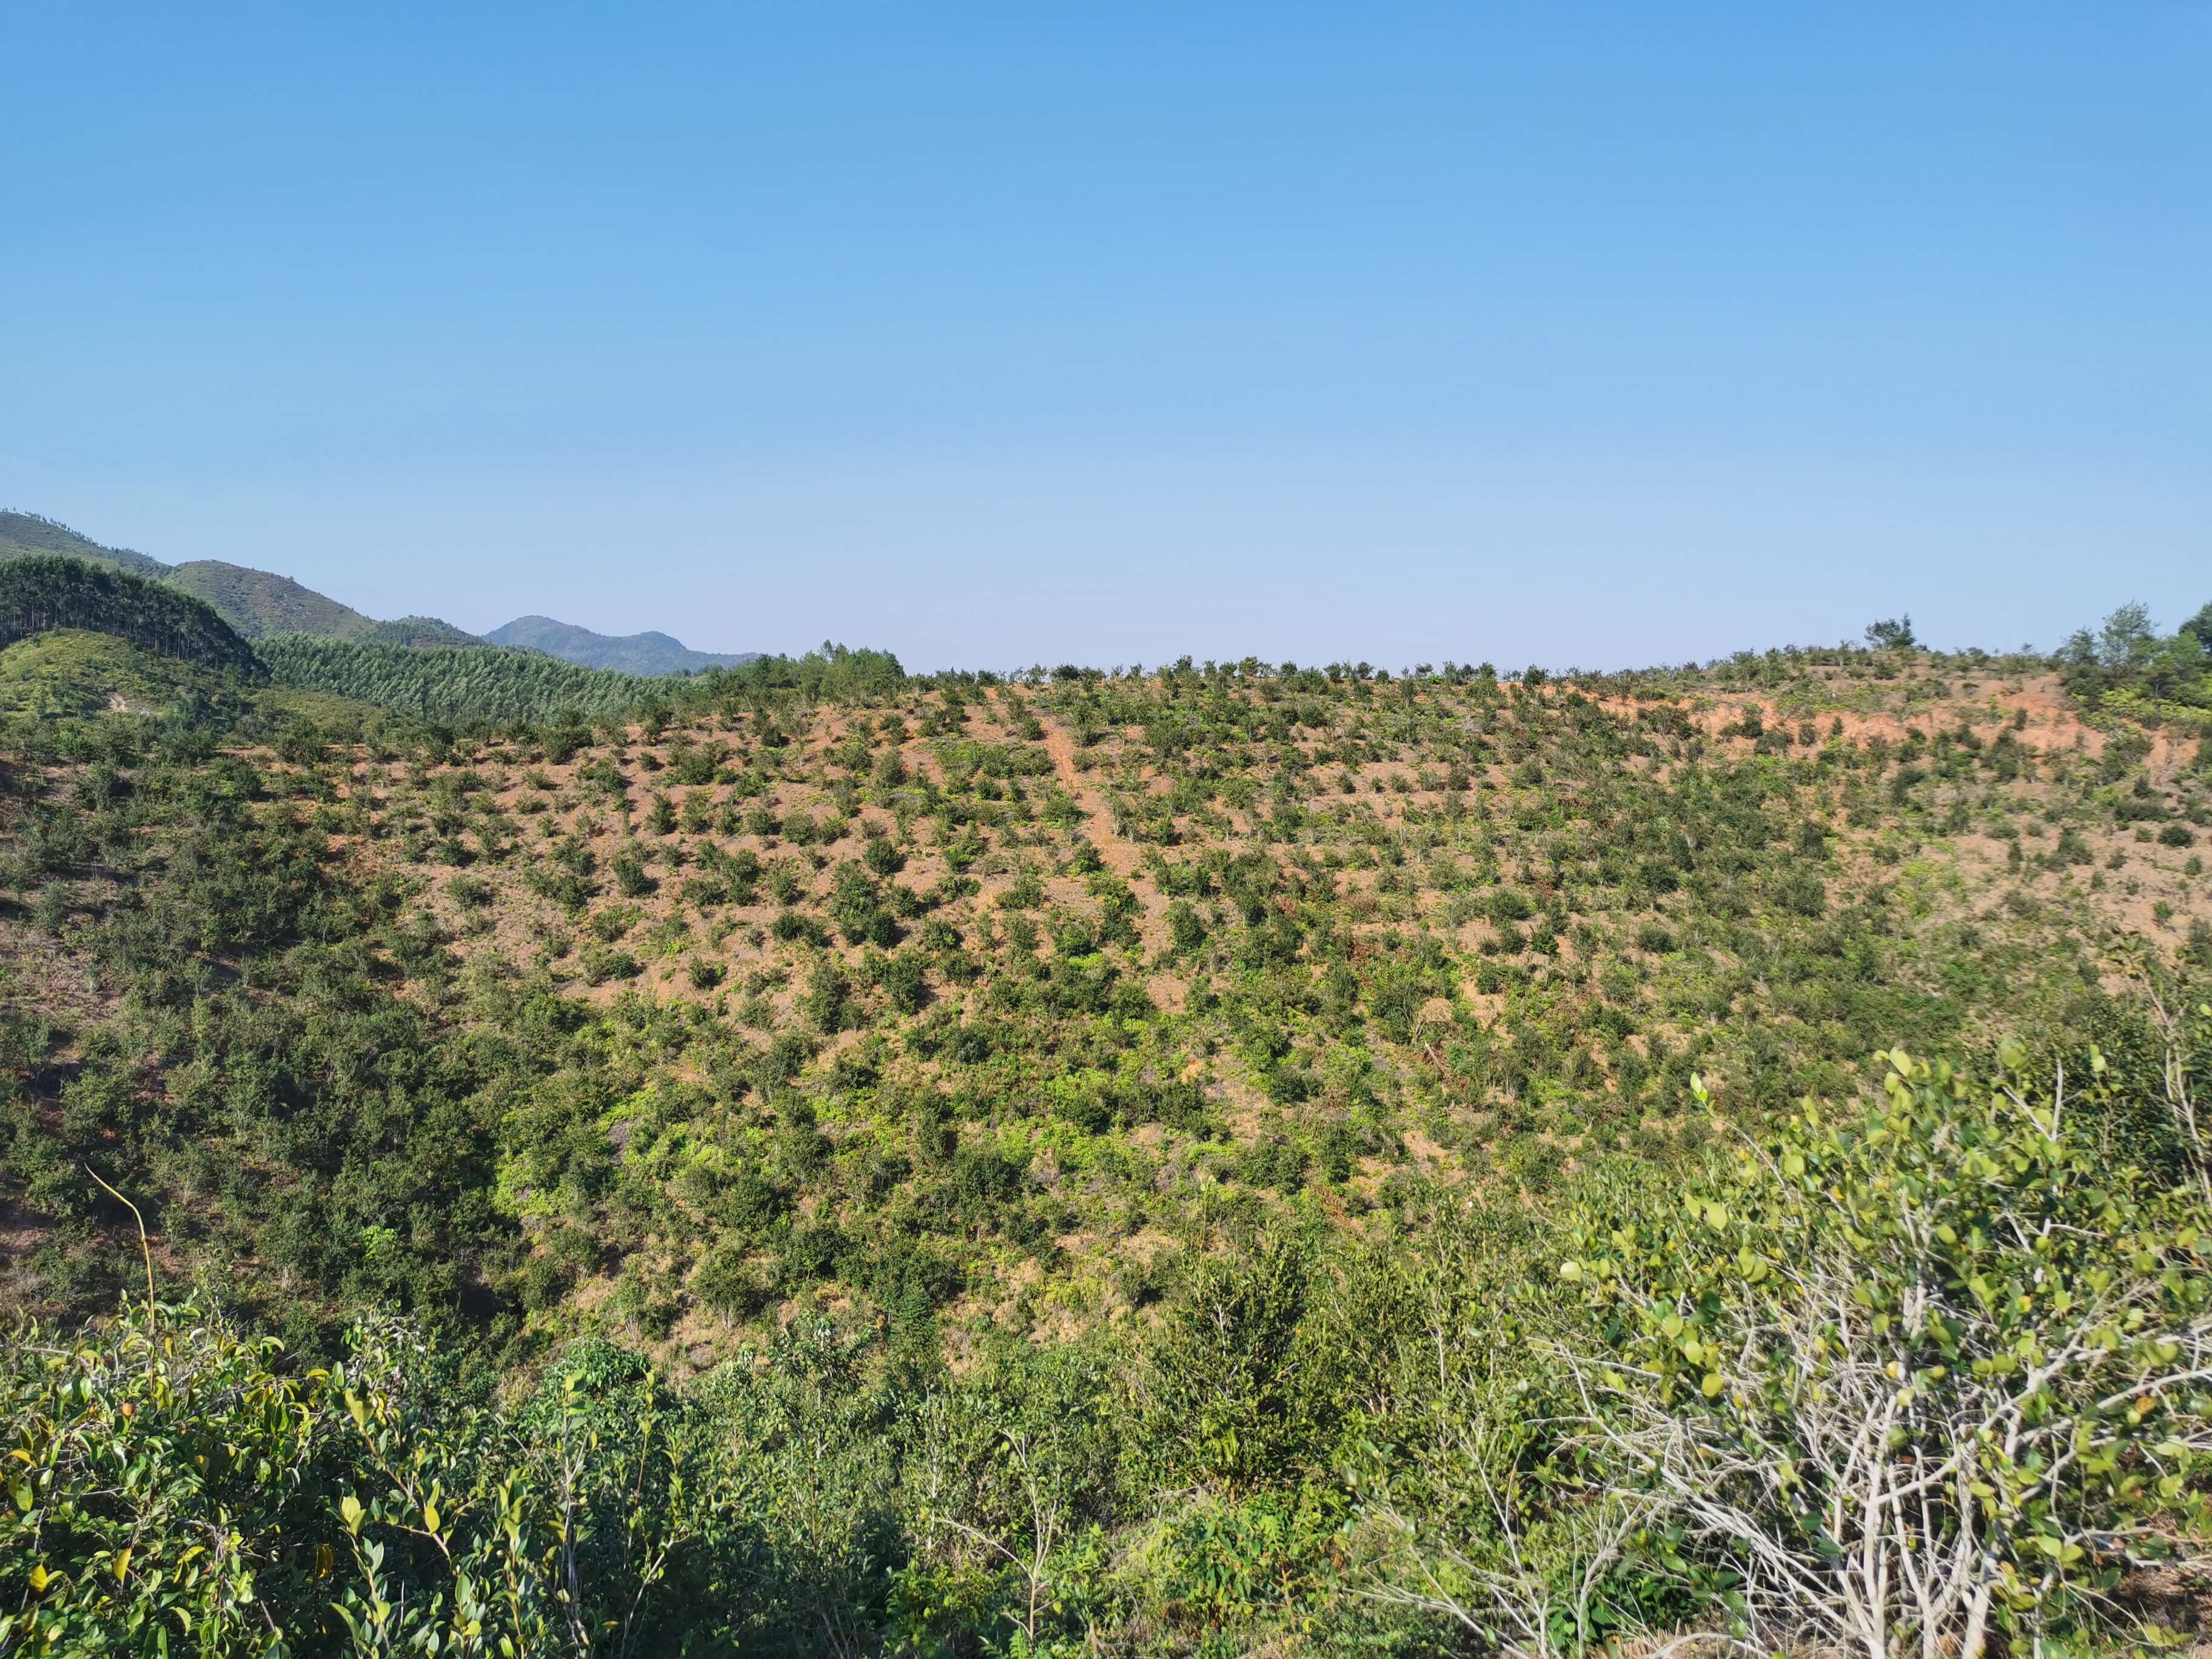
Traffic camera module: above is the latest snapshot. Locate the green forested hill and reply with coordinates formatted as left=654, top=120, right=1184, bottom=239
left=3, top=511, right=782, bottom=671
left=0, top=509, right=172, bottom=578
left=0, top=540, right=864, bottom=728
left=0, top=554, right=261, bottom=674
left=163, top=558, right=378, bottom=640
left=0, top=629, right=244, bottom=719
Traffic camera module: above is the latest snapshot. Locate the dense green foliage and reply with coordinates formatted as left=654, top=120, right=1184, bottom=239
left=250, top=637, right=911, bottom=728
left=4, top=620, right=2211, bottom=1654
left=2059, top=601, right=2212, bottom=728
left=0, top=557, right=261, bottom=675
left=703, top=640, right=908, bottom=703
left=256, top=634, right=659, bottom=722
left=360, top=615, right=485, bottom=648
left=1543, top=1050, right=2212, bottom=1653
left=0, top=632, right=252, bottom=722
left=7, top=1051, right=2208, bottom=1658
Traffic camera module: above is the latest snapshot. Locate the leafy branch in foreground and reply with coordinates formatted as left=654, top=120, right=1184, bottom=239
left=1547, top=1045, right=2212, bottom=1658
left=0, top=1305, right=739, bottom=1659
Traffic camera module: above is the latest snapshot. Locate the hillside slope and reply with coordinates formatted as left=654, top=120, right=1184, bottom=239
left=0, top=509, right=170, bottom=578
left=9, top=642, right=2206, bottom=1344
left=164, top=558, right=377, bottom=640
left=2, top=631, right=2209, bottom=1655
left=0, top=629, right=246, bottom=719
left=5, top=512, right=748, bottom=668
left=487, top=612, right=759, bottom=675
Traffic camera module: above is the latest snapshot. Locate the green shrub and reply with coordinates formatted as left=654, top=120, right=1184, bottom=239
left=0, top=1302, right=748, bottom=1658
left=446, top=874, right=495, bottom=909
left=611, top=844, right=655, bottom=896
left=1433, top=1051, right=2212, bottom=1657
left=802, top=961, right=853, bottom=1032
left=694, top=1241, right=774, bottom=1317
left=1139, top=1232, right=1341, bottom=1492
left=578, top=945, right=642, bottom=985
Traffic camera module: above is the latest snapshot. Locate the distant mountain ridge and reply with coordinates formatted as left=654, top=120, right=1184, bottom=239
left=1, top=512, right=756, bottom=674
left=485, top=614, right=760, bottom=676
left=0, top=511, right=477, bottom=646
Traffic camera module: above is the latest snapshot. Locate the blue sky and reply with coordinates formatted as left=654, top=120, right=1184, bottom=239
left=4, top=2, right=2205, bottom=671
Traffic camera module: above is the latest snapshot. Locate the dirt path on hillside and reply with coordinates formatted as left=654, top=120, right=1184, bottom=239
left=1037, top=715, right=1176, bottom=970
left=1039, top=719, right=1144, bottom=878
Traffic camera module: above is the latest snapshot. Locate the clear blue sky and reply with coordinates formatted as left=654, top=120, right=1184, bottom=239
left=4, top=2, right=2205, bottom=671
